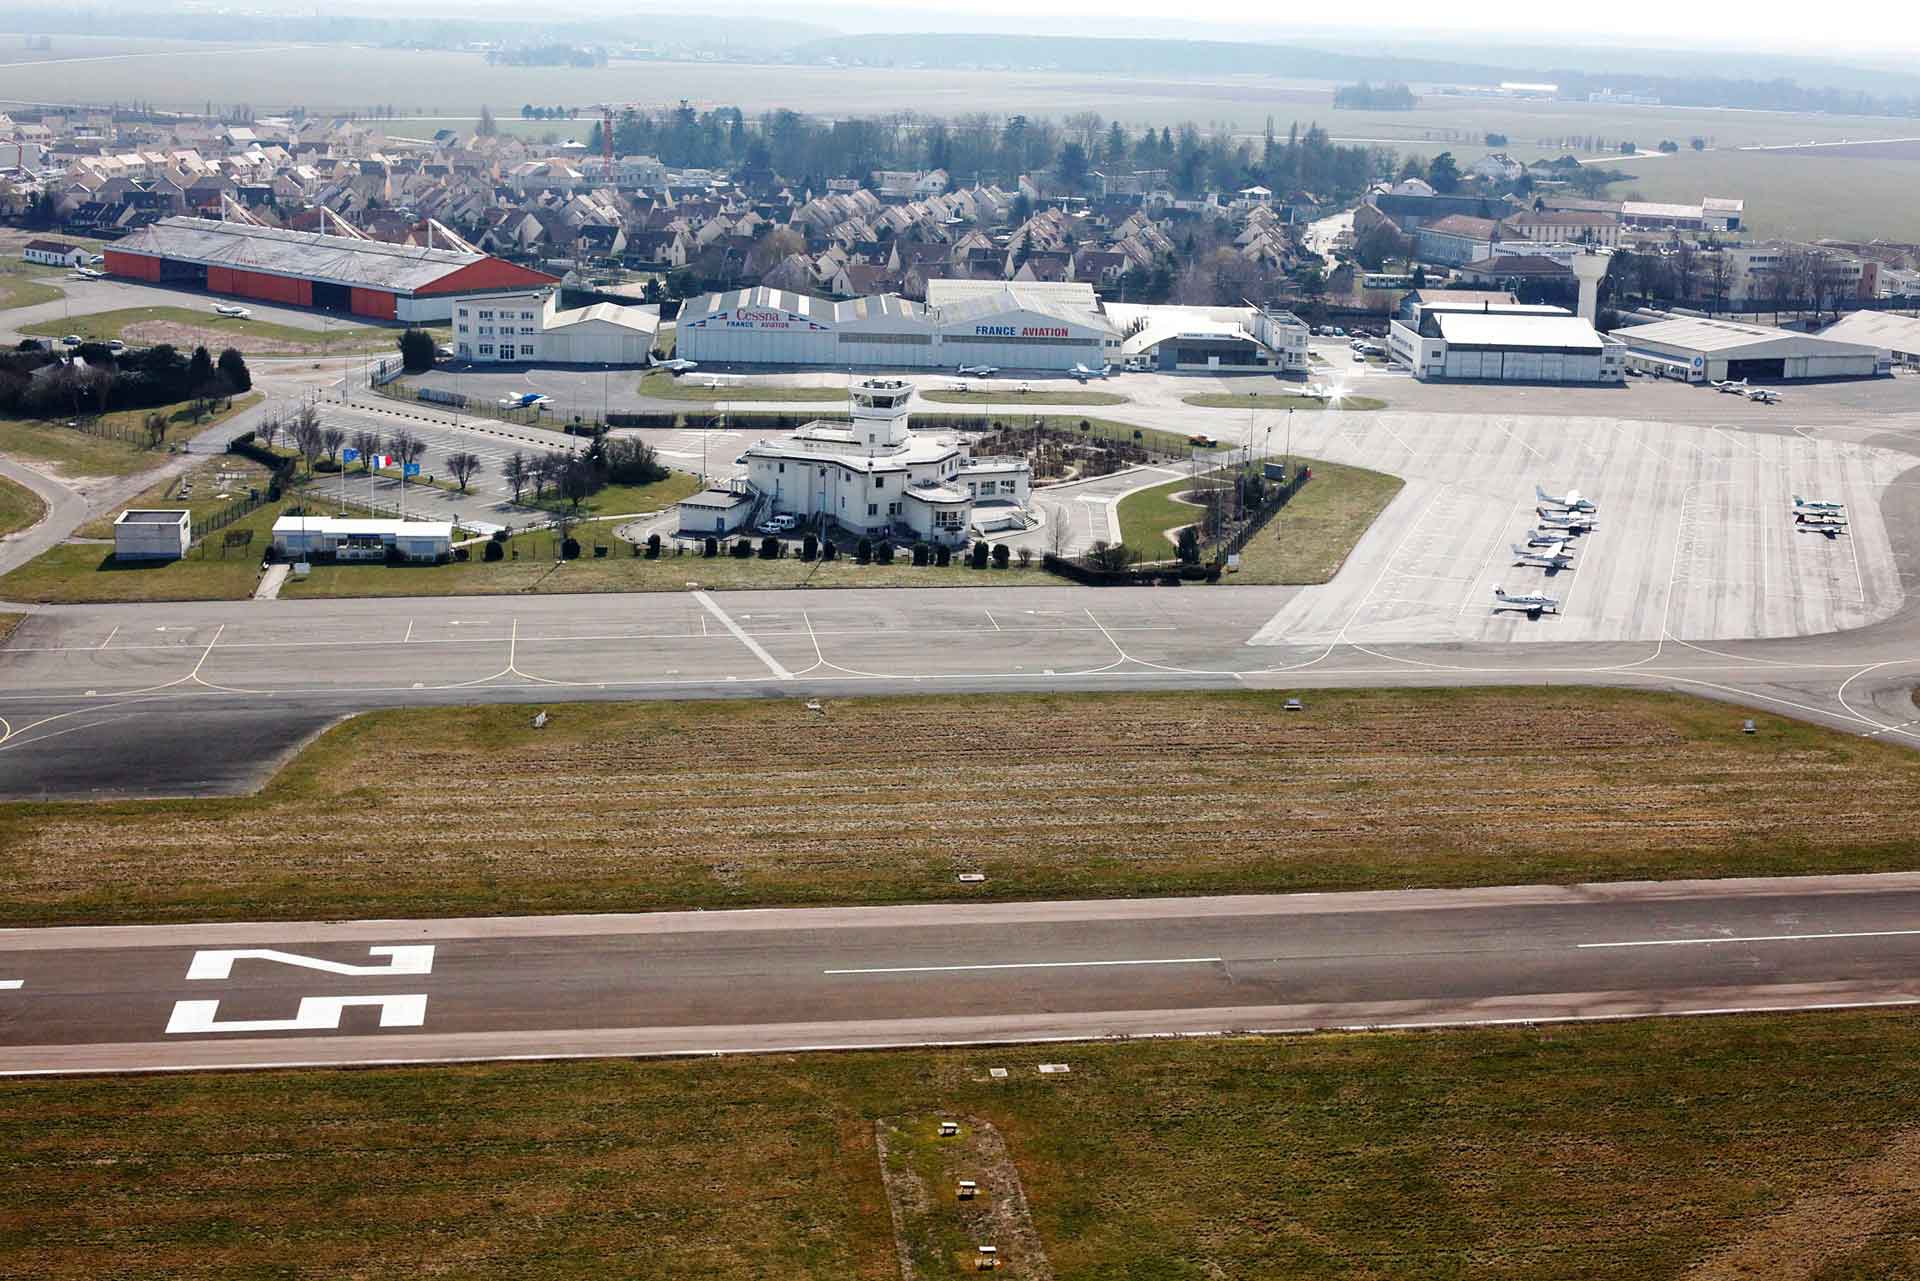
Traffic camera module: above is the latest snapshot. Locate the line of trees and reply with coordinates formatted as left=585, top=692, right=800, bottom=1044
left=0, top=341, right=249, bottom=422
left=500, top=434, right=666, bottom=510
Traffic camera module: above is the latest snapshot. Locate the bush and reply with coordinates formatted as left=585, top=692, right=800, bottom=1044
left=935, top=545, right=951, bottom=567
left=704, top=536, right=719, bottom=558
left=821, top=539, right=837, bottom=561
left=856, top=537, right=872, bottom=565
left=453, top=546, right=470, bottom=562
left=732, top=538, right=752, bottom=558
left=491, top=528, right=508, bottom=544
left=560, top=536, right=581, bottom=560
left=759, top=535, right=780, bottom=559
left=991, top=543, right=1010, bottom=568
left=646, top=532, right=661, bottom=559
left=970, top=540, right=989, bottom=569
left=801, top=533, right=818, bottom=561
left=398, top=328, right=436, bottom=373
left=483, top=539, right=504, bottom=562
left=876, top=542, right=895, bottom=565
left=912, top=542, right=930, bottom=566
left=1016, top=546, right=1033, bottom=568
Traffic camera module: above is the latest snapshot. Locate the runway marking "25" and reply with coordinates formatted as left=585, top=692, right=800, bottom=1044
left=166, top=945, right=434, bottom=1035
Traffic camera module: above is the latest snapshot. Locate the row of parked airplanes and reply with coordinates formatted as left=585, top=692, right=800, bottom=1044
left=1492, top=485, right=1598, bottom=615
left=1711, top=378, right=1783, bottom=405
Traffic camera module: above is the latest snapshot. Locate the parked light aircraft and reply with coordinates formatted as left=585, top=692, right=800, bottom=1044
left=1794, top=494, right=1845, bottom=513
left=1071, top=362, right=1110, bottom=381
left=1537, top=510, right=1599, bottom=531
left=1492, top=585, right=1561, bottom=615
left=497, top=392, right=552, bottom=409
left=654, top=357, right=698, bottom=373
left=1713, top=379, right=1749, bottom=394
left=1747, top=388, right=1782, bottom=404
left=68, top=266, right=103, bottom=280
left=1795, top=510, right=1849, bottom=530
left=1512, top=542, right=1576, bottom=569
left=211, top=303, right=252, bottom=318
left=1526, top=528, right=1577, bottom=546
left=957, top=364, right=1000, bottom=377
left=1535, top=485, right=1597, bottom=513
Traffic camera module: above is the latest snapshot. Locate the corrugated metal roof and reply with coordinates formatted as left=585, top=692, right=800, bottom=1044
left=1616, top=316, right=1878, bottom=355
left=678, top=286, right=831, bottom=325
left=1433, top=312, right=1606, bottom=350
left=114, top=216, right=486, bottom=293
left=1820, top=311, right=1920, bottom=354
left=933, top=283, right=1115, bottom=334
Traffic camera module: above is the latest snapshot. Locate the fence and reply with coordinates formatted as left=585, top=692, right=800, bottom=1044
left=370, top=356, right=406, bottom=387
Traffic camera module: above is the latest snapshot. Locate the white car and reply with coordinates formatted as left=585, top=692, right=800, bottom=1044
left=107, top=339, right=126, bottom=354
left=1351, top=351, right=1366, bottom=363
left=757, top=514, right=798, bottom=536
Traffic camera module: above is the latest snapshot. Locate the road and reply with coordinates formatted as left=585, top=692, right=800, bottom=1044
left=1, top=873, right=1915, bottom=1075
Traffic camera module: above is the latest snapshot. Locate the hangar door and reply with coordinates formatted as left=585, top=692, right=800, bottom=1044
left=1726, top=357, right=1786, bottom=381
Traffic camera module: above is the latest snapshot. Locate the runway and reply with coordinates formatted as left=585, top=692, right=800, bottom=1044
left=2, top=873, right=1916, bottom=1075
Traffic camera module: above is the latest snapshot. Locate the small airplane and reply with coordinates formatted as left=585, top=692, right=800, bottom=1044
left=1537, top=509, right=1599, bottom=531
left=1512, top=542, right=1576, bottom=569
left=1526, top=528, right=1577, bottom=546
left=696, top=375, right=738, bottom=390
left=68, top=266, right=103, bottom=280
left=1795, top=510, right=1849, bottom=528
left=1536, top=485, right=1597, bottom=513
left=1071, top=362, right=1109, bottom=381
left=211, top=303, right=252, bottom=318
left=1747, top=388, right=1782, bottom=404
left=1493, top=585, right=1561, bottom=615
left=497, top=392, right=552, bottom=409
left=957, top=364, right=1000, bottom=377
left=1712, top=378, right=1750, bottom=394
left=654, top=357, right=698, bottom=373
left=1794, top=494, right=1845, bottom=513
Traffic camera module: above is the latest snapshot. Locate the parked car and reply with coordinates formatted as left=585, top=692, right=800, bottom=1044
left=106, top=339, right=126, bottom=354
left=757, top=514, right=798, bottom=536
left=60, top=334, right=81, bottom=347
left=1352, top=351, right=1366, bottom=362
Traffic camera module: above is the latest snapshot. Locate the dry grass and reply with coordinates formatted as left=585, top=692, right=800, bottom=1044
left=0, top=472, right=48, bottom=538
left=0, top=612, right=23, bottom=644
left=4, top=1010, right=1920, bottom=1278
left=4, top=688, right=1917, bottom=926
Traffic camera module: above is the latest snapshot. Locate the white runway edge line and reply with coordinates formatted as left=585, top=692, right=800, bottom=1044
left=1578, top=928, right=1920, bottom=949
left=0, top=980, right=20, bottom=990
left=824, top=956, right=1224, bottom=975
left=691, top=590, right=793, bottom=680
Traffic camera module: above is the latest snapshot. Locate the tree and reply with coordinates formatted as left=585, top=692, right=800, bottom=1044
left=256, top=415, right=282, bottom=453
left=445, top=449, right=484, bottom=492
left=143, top=411, right=168, bottom=448
left=503, top=450, right=529, bottom=501
left=321, top=426, right=345, bottom=465
left=1706, top=252, right=1734, bottom=315
left=187, top=346, right=216, bottom=396
left=398, top=328, right=435, bottom=372
left=558, top=457, right=594, bottom=510
left=1176, top=525, right=1201, bottom=564
left=350, top=428, right=382, bottom=471
left=1058, top=140, right=1089, bottom=191
left=1484, top=132, right=1508, bottom=147
left=385, top=428, right=425, bottom=476
left=1690, top=137, right=1707, bottom=151
left=216, top=348, right=251, bottom=393
left=1086, top=541, right=1140, bottom=572
left=291, top=404, right=324, bottom=473
left=1426, top=152, right=1461, bottom=194
left=476, top=105, right=497, bottom=138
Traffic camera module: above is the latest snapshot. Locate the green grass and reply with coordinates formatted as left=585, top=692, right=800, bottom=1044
left=0, top=473, right=48, bottom=538
left=1115, top=470, right=1226, bottom=554
left=0, top=419, right=163, bottom=480
left=281, top=534, right=1048, bottom=599
left=920, top=387, right=1129, bottom=406
left=72, top=454, right=278, bottom=539
left=0, top=265, right=63, bottom=311
left=0, top=494, right=288, bottom=603
left=23, top=307, right=403, bottom=355
left=638, top=370, right=850, bottom=402
left=4, top=688, right=1915, bottom=927
left=1182, top=392, right=1386, bottom=411
left=5, top=1010, right=1920, bottom=1278
left=1232, top=455, right=1406, bottom=584
left=920, top=412, right=1221, bottom=457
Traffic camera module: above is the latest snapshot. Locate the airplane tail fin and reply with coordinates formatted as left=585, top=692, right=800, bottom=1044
left=1535, top=485, right=1548, bottom=502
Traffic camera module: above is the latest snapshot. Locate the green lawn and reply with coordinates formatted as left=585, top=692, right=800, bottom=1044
left=0, top=264, right=63, bottom=311
left=4, top=1011, right=1920, bottom=1278
left=1115, top=470, right=1226, bottom=555
left=0, top=473, right=47, bottom=538
left=0, top=494, right=287, bottom=603
left=1182, top=392, right=1387, bottom=410
left=638, top=370, right=850, bottom=402
left=72, top=453, right=277, bottom=538
left=918, top=412, right=1220, bottom=457
left=0, top=394, right=259, bottom=481
left=920, top=387, right=1129, bottom=406
left=23, top=307, right=404, bottom=355
left=523, top=470, right=702, bottom=518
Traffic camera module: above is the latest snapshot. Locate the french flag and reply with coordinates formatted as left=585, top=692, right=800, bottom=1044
left=372, top=453, right=395, bottom=469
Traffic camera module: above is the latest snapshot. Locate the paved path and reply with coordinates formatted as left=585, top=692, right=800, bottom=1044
left=2, top=873, right=1915, bottom=1075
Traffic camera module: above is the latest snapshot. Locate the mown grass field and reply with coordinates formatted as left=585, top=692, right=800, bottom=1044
left=0, top=494, right=283, bottom=604
left=0, top=473, right=48, bottom=538
left=920, top=387, right=1129, bottom=406
left=71, top=454, right=277, bottom=539
left=1114, top=469, right=1226, bottom=553
left=638, top=370, right=849, bottom=402
left=4, top=687, right=1916, bottom=927
left=0, top=419, right=164, bottom=480
left=5, top=1010, right=1919, bottom=1279
left=0, top=264, right=64, bottom=311
left=23, top=307, right=402, bottom=356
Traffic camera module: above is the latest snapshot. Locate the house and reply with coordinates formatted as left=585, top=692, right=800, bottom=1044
left=1415, top=214, right=1504, bottom=266
left=1469, top=153, right=1524, bottom=183
left=22, top=238, right=87, bottom=267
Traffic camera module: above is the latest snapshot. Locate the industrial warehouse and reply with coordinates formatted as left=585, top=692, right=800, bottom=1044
left=675, top=280, right=1309, bottom=373
left=1614, top=316, right=1889, bottom=382
left=104, top=216, right=558, bottom=322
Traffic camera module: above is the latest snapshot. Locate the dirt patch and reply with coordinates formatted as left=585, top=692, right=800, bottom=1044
left=875, top=1115, right=1052, bottom=1280
left=120, top=319, right=324, bottom=355
left=1685, top=1124, right=1920, bottom=1279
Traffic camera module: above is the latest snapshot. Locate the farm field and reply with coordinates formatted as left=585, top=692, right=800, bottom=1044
left=1604, top=147, right=1920, bottom=243
left=3, top=687, right=1916, bottom=926
left=4, top=1007, right=1920, bottom=1279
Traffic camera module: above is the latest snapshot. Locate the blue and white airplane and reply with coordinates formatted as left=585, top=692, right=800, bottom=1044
left=497, top=392, right=552, bottom=410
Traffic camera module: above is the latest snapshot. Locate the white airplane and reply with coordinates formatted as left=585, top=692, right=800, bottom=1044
left=697, top=376, right=738, bottom=390
left=497, top=392, right=552, bottom=409
left=1535, top=485, right=1597, bottom=513
left=957, top=363, right=1000, bottom=377
left=654, top=357, right=698, bottom=373
left=1795, top=510, right=1849, bottom=529
left=1513, top=542, right=1576, bottom=569
left=1712, top=378, right=1749, bottom=394
left=1747, top=388, right=1782, bottom=404
left=1493, top=585, right=1561, bottom=615
left=1537, top=510, right=1599, bottom=531
left=1071, top=362, right=1109, bottom=381
left=68, top=266, right=103, bottom=280
left=1794, top=494, right=1845, bottom=513
left=1526, top=528, right=1577, bottom=546
left=211, top=303, right=252, bottom=318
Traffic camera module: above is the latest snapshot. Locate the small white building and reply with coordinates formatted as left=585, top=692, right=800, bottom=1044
left=676, top=484, right=757, bottom=537
left=270, top=516, right=453, bottom=563
left=452, top=288, right=658, bottom=364
left=22, top=238, right=86, bottom=268
left=113, top=509, right=190, bottom=561
left=736, top=378, right=1030, bottom=547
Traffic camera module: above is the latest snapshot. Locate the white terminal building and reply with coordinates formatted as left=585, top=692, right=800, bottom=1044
left=676, top=280, right=1310, bottom=375
left=687, top=378, right=1030, bottom=547
left=451, top=288, right=659, bottom=364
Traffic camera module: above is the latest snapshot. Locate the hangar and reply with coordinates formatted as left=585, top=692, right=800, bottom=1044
left=1389, top=298, right=1625, bottom=383
left=105, top=216, right=557, bottom=323
left=1818, top=311, right=1920, bottom=369
left=1616, top=316, right=1887, bottom=383
left=1106, top=302, right=1310, bottom=372
left=450, top=288, right=658, bottom=364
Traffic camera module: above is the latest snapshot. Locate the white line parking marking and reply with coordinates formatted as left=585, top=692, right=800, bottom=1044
left=825, top=956, right=1222, bottom=975
left=693, top=590, right=793, bottom=680
left=1578, top=929, right=1920, bottom=949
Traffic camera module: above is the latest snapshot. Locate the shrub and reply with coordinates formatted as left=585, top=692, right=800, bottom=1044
left=912, top=542, right=930, bottom=566
left=560, top=536, right=581, bottom=560
left=1016, top=546, right=1033, bottom=568
left=801, top=533, right=818, bottom=561
left=646, top=532, right=661, bottom=559
left=970, top=540, right=989, bottom=569
left=732, top=538, right=752, bottom=558
left=482, top=539, right=504, bottom=562
left=453, top=546, right=470, bottom=562
left=704, top=536, right=718, bottom=557
left=490, top=528, right=508, bottom=544
left=759, top=535, right=780, bottom=559
left=935, top=544, right=951, bottom=567
left=876, top=542, right=895, bottom=565
left=856, top=537, right=872, bottom=564
left=821, top=539, right=838, bottom=561
left=992, top=543, right=1010, bottom=568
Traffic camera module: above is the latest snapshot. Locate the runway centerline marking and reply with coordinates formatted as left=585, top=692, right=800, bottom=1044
left=693, top=590, right=793, bottom=680
left=825, top=956, right=1223, bottom=975
left=1578, top=929, right=1920, bottom=949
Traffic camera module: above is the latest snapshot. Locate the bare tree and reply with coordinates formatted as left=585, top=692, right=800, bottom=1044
left=1705, top=251, right=1734, bottom=316
left=445, top=449, right=484, bottom=493
left=143, top=411, right=168, bottom=448
left=291, top=409, right=324, bottom=474
left=1047, top=504, right=1071, bottom=557
left=385, top=428, right=426, bottom=475
left=558, top=456, right=595, bottom=511
left=256, top=414, right=282, bottom=453
left=320, top=425, right=346, bottom=466
left=1670, top=239, right=1699, bottom=304
left=534, top=449, right=569, bottom=499
left=503, top=450, right=529, bottom=502
left=349, top=428, right=382, bottom=471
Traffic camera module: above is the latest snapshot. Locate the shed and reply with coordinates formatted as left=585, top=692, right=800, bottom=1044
left=113, top=508, right=190, bottom=561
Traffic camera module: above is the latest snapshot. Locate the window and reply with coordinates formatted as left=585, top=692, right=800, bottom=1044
left=520, top=311, right=534, bottom=320
left=500, top=345, right=514, bottom=360
left=456, top=324, right=469, bottom=334
left=888, top=502, right=901, bottom=516
left=479, top=325, right=493, bottom=336
left=777, top=463, right=785, bottom=473
left=479, top=344, right=493, bottom=355
left=479, top=310, right=493, bottom=319
left=457, top=343, right=471, bottom=356
left=520, top=326, right=534, bottom=335
left=867, top=503, right=878, bottom=516
left=457, top=308, right=468, bottom=319
left=875, top=476, right=885, bottom=489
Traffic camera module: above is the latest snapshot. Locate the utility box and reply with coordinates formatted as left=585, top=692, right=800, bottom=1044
left=113, top=509, right=191, bottom=561
left=958, top=1180, right=978, bottom=1200
left=976, top=1245, right=1000, bottom=1270
left=938, top=1121, right=959, bottom=1137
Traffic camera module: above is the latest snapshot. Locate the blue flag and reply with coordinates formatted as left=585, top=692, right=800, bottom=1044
left=341, top=447, right=359, bottom=463
left=403, top=462, right=422, bottom=477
